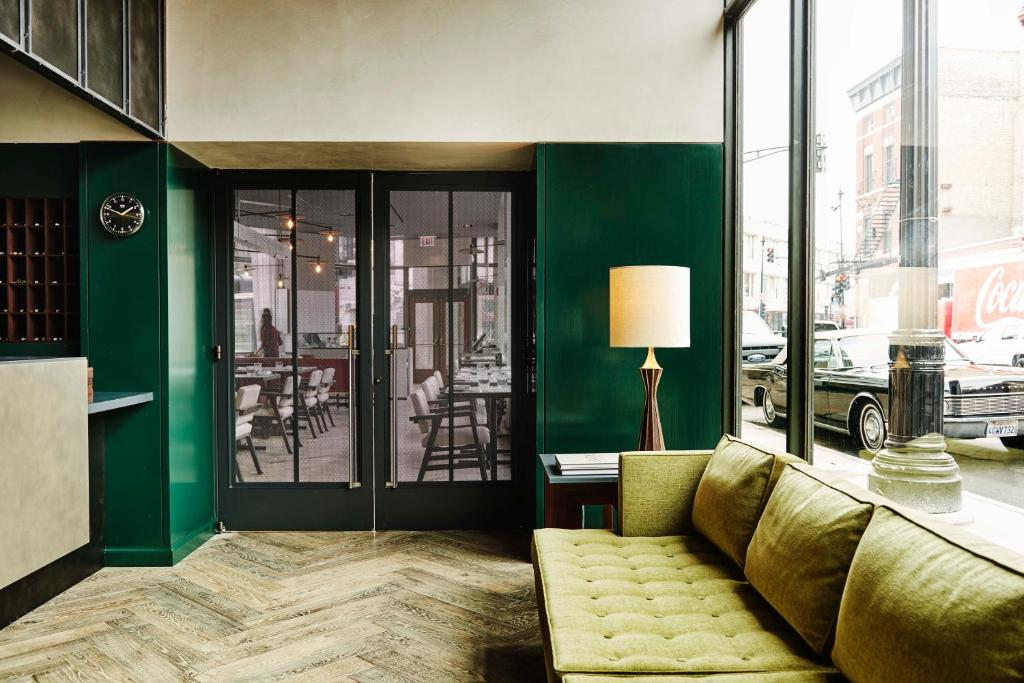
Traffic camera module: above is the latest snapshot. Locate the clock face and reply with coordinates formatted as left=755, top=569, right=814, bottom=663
left=99, top=193, right=145, bottom=236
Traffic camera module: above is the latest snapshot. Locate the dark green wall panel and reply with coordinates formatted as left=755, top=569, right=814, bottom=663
left=80, top=142, right=166, bottom=559
left=164, top=146, right=214, bottom=554
left=0, top=144, right=79, bottom=357
left=536, top=143, right=724, bottom=523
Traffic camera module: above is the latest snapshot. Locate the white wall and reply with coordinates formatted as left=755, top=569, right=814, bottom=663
left=166, top=0, right=724, bottom=161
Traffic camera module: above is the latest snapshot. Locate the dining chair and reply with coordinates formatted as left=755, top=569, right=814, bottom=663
left=235, top=384, right=263, bottom=482
left=255, top=374, right=295, bottom=453
left=408, top=388, right=490, bottom=482
left=317, top=366, right=336, bottom=428
left=302, top=369, right=324, bottom=436
left=424, top=372, right=486, bottom=424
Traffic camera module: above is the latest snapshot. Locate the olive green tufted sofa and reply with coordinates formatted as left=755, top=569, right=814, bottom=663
left=532, top=435, right=1024, bottom=682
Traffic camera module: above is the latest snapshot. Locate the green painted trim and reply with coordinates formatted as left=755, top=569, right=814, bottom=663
left=534, top=144, right=547, bottom=529
left=103, top=546, right=171, bottom=567
left=170, top=519, right=215, bottom=564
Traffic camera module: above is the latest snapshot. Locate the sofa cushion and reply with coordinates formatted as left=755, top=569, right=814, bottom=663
left=744, top=466, right=874, bottom=655
left=532, top=528, right=832, bottom=677
left=692, top=435, right=801, bottom=568
left=833, top=506, right=1024, bottom=681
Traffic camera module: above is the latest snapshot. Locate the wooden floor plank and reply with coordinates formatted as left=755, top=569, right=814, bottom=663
left=0, top=531, right=543, bottom=682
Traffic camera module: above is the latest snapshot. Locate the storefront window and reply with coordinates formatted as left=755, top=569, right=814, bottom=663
left=810, top=0, right=1024, bottom=512
left=737, top=0, right=791, bottom=453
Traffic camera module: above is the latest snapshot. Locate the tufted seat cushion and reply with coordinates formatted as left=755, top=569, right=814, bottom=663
left=533, top=529, right=834, bottom=679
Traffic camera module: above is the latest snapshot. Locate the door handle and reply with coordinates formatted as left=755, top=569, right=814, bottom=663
left=374, top=376, right=383, bottom=384
left=386, top=324, right=399, bottom=488
left=347, top=325, right=361, bottom=489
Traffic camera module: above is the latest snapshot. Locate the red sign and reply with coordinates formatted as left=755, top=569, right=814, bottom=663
left=953, top=261, right=1024, bottom=333
left=419, top=235, right=436, bottom=247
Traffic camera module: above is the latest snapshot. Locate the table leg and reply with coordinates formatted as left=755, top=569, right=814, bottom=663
left=488, top=397, right=498, bottom=480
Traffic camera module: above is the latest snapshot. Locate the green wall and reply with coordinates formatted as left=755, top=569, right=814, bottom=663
left=536, top=143, right=724, bottom=525
left=80, top=142, right=214, bottom=565
left=165, top=147, right=216, bottom=562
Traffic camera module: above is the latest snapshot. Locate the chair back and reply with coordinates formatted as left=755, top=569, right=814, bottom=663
left=422, top=375, right=439, bottom=401
left=306, top=369, right=323, bottom=397
left=279, top=375, right=295, bottom=408
left=433, top=370, right=445, bottom=389
left=409, top=389, right=432, bottom=434
left=318, top=367, right=335, bottom=397
left=235, top=384, right=262, bottom=425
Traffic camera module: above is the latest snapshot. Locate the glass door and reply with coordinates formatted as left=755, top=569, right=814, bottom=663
left=217, top=175, right=373, bottom=530
left=217, top=172, right=532, bottom=531
left=372, top=177, right=530, bottom=529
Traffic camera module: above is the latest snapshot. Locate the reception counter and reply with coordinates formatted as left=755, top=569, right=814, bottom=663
left=0, top=356, right=152, bottom=627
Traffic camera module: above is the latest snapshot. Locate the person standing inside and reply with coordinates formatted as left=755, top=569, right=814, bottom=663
left=255, top=309, right=284, bottom=358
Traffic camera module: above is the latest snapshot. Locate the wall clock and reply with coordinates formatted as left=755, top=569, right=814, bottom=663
left=99, top=193, right=145, bottom=236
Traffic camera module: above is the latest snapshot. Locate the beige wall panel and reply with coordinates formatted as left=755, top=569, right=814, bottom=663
left=0, top=358, right=89, bottom=589
left=0, top=56, right=145, bottom=143
left=166, top=0, right=724, bottom=145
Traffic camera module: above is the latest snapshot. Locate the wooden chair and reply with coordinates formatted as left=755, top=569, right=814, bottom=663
left=317, top=366, right=336, bottom=428
left=301, top=369, right=324, bottom=436
left=235, top=384, right=263, bottom=482
left=409, top=388, right=490, bottom=482
left=255, top=374, right=296, bottom=453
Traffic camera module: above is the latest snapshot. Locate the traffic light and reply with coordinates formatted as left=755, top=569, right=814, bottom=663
left=766, top=247, right=775, bottom=264
left=832, top=272, right=850, bottom=305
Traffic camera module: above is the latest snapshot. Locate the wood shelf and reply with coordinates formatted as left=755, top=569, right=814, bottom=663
left=0, top=197, right=79, bottom=344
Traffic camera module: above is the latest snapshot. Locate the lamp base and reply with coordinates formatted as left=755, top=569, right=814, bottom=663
left=637, top=346, right=665, bottom=451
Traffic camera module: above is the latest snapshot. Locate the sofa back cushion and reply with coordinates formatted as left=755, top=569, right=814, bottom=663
left=833, top=506, right=1024, bottom=681
left=692, top=435, right=801, bottom=568
left=744, top=466, right=874, bottom=655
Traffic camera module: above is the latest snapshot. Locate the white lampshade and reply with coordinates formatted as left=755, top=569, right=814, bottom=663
left=609, top=265, right=691, bottom=348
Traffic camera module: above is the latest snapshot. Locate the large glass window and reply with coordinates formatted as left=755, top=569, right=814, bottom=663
left=737, top=0, right=791, bottom=453
left=809, top=0, right=1024, bottom=513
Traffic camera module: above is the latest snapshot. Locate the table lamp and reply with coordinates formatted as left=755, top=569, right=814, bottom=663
left=609, top=265, right=691, bottom=451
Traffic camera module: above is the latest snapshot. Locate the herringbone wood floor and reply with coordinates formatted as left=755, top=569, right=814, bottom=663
left=0, top=532, right=545, bottom=682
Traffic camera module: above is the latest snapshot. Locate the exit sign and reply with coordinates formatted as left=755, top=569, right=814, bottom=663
left=419, top=235, right=436, bottom=247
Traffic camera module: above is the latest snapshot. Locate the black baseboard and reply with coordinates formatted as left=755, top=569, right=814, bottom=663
left=0, top=544, right=102, bottom=628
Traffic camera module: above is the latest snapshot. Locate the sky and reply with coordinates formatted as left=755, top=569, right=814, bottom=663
left=741, top=0, right=1024, bottom=263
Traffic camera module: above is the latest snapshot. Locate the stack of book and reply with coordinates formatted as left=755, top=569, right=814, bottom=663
left=554, top=452, right=619, bottom=476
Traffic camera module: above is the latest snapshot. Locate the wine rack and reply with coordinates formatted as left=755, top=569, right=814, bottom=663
left=0, top=197, right=79, bottom=343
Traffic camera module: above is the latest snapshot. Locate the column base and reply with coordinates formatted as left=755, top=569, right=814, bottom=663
left=868, top=433, right=962, bottom=514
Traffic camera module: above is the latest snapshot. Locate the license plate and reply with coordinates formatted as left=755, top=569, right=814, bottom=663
left=986, top=420, right=1018, bottom=437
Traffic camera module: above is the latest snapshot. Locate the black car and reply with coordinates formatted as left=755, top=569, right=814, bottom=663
left=742, top=330, right=1024, bottom=453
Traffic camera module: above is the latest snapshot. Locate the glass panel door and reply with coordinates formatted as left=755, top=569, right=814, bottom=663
left=219, top=178, right=372, bottom=530
left=373, top=180, right=525, bottom=529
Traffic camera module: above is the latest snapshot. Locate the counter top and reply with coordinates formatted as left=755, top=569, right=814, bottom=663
left=88, top=392, right=154, bottom=415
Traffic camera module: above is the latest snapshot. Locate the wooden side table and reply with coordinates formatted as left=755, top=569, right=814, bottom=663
left=539, top=453, right=618, bottom=529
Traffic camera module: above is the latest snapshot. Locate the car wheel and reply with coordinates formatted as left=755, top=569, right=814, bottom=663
left=857, top=402, right=886, bottom=454
left=762, top=391, right=784, bottom=428
left=1000, top=435, right=1024, bottom=451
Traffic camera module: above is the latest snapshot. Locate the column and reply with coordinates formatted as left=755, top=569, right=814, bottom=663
left=868, top=0, right=961, bottom=512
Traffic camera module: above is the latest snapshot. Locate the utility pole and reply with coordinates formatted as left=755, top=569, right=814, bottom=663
left=834, top=187, right=845, bottom=265
left=759, top=236, right=766, bottom=320
left=868, top=0, right=961, bottom=512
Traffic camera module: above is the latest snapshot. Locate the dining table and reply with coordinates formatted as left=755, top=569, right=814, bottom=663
left=449, top=367, right=512, bottom=480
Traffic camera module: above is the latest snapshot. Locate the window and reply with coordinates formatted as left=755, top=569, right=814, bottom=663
left=737, top=0, right=791, bottom=452
left=884, top=140, right=895, bottom=184
left=863, top=149, right=874, bottom=192
left=804, top=0, right=1024, bottom=523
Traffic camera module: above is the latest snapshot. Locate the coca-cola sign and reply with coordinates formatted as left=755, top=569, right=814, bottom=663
left=953, top=262, right=1024, bottom=332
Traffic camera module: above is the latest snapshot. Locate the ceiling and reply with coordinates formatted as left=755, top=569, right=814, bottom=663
left=173, top=141, right=536, bottom=171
